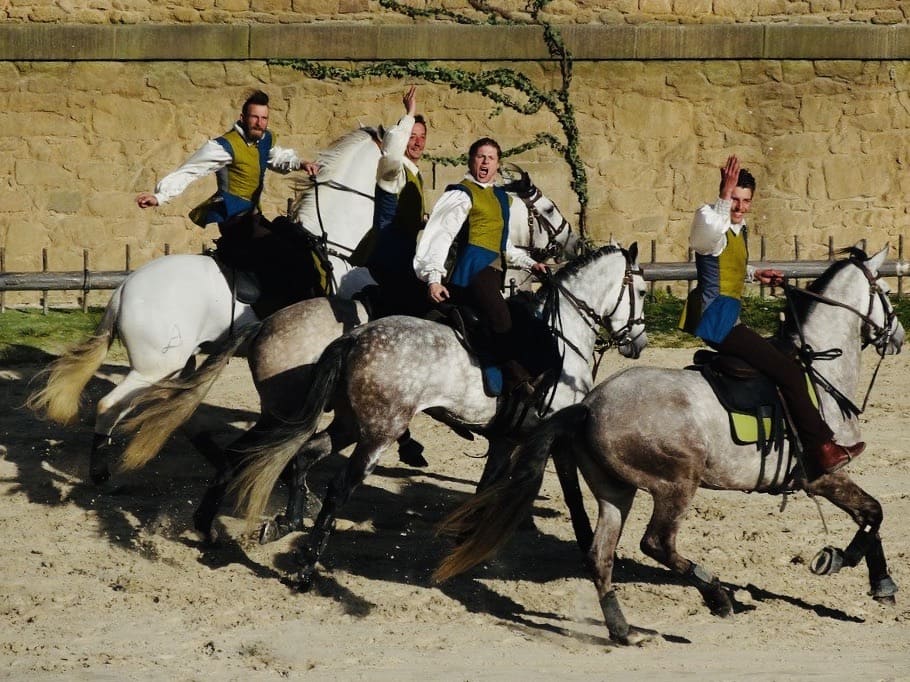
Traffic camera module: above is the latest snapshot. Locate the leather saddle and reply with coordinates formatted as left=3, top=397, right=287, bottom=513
left=689, top=345, right=805, bottom=455
left=209, top=251, right=262, bottom=305
left=426, top=297, right=562, bottom=433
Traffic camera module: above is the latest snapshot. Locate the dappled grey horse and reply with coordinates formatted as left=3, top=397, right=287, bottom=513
left=435, top=244, right=904, bottom=646
left=230, top=243, right=648, bottom=590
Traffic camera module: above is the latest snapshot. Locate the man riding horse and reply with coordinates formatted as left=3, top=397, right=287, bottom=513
left=679, top=154, right=865, bottom=478
left=414, top=137, right=549, bottom=398
left=362, top=85, right=433, bottom=319
left=135, top=90, right=322, bottom=317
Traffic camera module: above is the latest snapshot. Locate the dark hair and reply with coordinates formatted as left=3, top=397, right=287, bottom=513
left=413, top=114, right=428, bottom=128
left=737, top=168, right=756, bottom=192
left=468, top=137, right=502, bottom=162
left=242, top=90, right=269, bottom=116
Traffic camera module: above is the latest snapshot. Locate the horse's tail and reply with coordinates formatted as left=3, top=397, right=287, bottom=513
left=118, top=322, right=262, bottom=473
left=26, top=286, right=121, bottom=425
left=433, top=403, right=589, bottom=583
left=230, top=332, right=357, bottom=527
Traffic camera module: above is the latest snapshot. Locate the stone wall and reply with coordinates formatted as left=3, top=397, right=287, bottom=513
left=3, top=7, right=910, bottom=305
left=3, top=1, right=909, bottom=26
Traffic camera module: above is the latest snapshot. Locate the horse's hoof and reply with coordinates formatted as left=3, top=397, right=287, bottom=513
left=295, top=568, right=316, bottom=593
left=93, top=478, right=124, bottom=495
left=398, top=440, right=428, bottom=468
left=612, top=625, right=658, bottom=646
left=810, top=546, right=844, bottom=576
left=870, top=575, right=898, bottom=602
left=192, top=517, right=219, bottom=545
left=259, top=519, right=280, bottom=545
left=703, top=585, right=734, bottom=617
left=89, top=468, right=111, bottom=486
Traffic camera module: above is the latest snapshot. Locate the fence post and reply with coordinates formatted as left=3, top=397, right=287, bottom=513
left=42, top=247, right=49, bottom=315
left=164, top=243, right=171, bottom=256
left=899, top=235, right=904, bottom=299
left=125, top=244, right=131, bottom=272
left=649, top=239, right=656, bottom=297
left=686, top=247, right=693, bottom=294
left=0, top=247, right=5, bottom=314
left=82, top=249, right=90, bottom=313
left=759, top=235, right=766, bottom=298
left=792, top=235, right=800, bottom=290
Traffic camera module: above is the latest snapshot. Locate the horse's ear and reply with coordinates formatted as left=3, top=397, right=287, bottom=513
left=628, top=241, right=639, bottom=265
left=866, top=243, right=889, bottom=275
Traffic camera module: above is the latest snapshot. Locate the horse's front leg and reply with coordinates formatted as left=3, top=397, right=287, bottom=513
left=294, top=438, right=387, bottom=592
left=806, top=473, right=897, bottom=603
left=552, top=446, right=594, bottom=557
left=261, top=421, right=358, bottom=544
left=89, top=433, right=113, bottom=485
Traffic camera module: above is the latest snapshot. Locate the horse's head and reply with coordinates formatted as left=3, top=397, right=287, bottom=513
left=794, top=243, right=904, bottom=357
left=500, top=163, right=579, bottom=263
left=850, top=243, right=904, bottom=356
left=290, top=126, right=383, bottom=229
left=545, top=242, right=648, bottom=361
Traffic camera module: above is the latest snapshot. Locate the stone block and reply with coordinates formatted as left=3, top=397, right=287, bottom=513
left=614, top=93, right=693, bottom=139
left=823, top=155, right=892, bottom=199
left=46, top=190, right=82, bottom=215
left=251, top=0, right=293, bottom=10
left=798, top=94, right=844, bottom=131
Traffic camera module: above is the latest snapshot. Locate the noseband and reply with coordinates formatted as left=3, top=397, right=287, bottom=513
left=542, top=249, right=645, bottom=362
left=518, top=187, right=572, bottom=262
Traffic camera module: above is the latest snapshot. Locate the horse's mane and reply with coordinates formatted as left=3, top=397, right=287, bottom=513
left=784, top=245, right=868, bottom=330
left=536, top=244, right=622, bottom=295
left=289, top=126, right=382, bottom=216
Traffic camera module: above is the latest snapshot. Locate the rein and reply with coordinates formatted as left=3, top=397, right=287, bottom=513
left=781, top=260, right=895, bottom=415
left=309, top=176, right=378, bottom=294
left=539, top=250, right=645, bottom=380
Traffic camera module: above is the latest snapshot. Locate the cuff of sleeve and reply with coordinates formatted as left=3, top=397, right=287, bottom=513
left=714, top=197, right=732, bottom=215
left=427, top=272, right=442, bottom=285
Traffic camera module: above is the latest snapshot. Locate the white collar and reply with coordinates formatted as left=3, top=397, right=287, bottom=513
left=463, top=173, right=497, bottom=189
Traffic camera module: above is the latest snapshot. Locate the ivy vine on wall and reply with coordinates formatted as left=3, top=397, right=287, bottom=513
left=271, top=0, right=589, bottom=235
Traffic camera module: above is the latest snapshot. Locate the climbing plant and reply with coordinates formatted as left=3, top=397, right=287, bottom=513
left=272, top=0, right=589, bottom=234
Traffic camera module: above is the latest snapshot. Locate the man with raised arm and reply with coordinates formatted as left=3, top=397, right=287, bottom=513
left=679, top=154, right=865, bottom=477
left=136, top=90, right=321, bottom=316
left=365, top=85, right=431, bottom=318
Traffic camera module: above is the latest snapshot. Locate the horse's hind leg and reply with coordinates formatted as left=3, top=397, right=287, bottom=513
left=807, top=474, right=897, bottom=603
left=295, top=435, right=393, bottom=591
left=639, top=482, right=733, bottom=617
left=90, top=370, right=158, bottom=485
left=587, top=486, right=657, bottom=645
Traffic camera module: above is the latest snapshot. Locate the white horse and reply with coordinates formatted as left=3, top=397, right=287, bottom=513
left=229, top=243, right=648, bottom=589
left=27, top=123, right=578, bottom=487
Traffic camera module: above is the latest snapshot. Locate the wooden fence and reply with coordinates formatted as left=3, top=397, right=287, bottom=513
left=1, top=236, right=908, bottom=313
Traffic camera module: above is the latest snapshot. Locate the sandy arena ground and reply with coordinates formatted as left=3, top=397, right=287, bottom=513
left=1, top=347, right=908, bottom=680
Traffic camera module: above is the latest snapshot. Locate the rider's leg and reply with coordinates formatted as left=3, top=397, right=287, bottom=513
left=715, top=324, right=864, bottom=475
